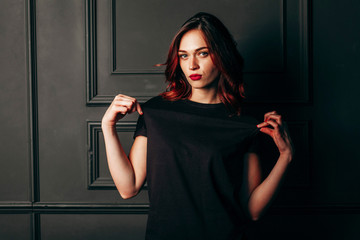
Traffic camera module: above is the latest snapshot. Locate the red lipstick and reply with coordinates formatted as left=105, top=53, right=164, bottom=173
left=189, top=74, right=202, bottom=80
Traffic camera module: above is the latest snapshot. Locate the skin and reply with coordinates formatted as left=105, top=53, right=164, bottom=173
left=102, top=95, right=146, bottom=199
left=101, top=29, right=294, bottom=220
left=244, top=112, right=294, bottom=220
left=178, top=29, right=220, bottom=104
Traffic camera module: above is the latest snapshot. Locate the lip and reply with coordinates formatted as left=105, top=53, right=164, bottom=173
left=189, top=74, right=202, bottom=80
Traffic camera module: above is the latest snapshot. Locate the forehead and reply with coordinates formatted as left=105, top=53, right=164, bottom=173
left=179, top=29, right=208, bottom=51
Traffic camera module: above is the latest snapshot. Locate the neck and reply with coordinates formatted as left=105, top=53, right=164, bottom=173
left=189, top=87, right=220, bottom=104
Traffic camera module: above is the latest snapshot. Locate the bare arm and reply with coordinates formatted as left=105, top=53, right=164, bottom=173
left=101, top=94, right=147, bottom=199
left=241, top=111, right=294, bottom=220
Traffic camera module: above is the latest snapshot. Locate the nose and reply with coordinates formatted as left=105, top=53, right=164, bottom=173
left=189, top=56, right=199, bottom=70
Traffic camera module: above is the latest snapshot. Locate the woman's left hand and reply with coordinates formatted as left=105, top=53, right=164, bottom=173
left=257, top=111, right=294, bottom=157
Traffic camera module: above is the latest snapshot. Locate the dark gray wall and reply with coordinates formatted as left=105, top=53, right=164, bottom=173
left=0, top=0, right=359, bottom=239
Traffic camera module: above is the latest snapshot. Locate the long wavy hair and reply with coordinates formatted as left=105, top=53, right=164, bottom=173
left=160, top=12, right=245, bottom=115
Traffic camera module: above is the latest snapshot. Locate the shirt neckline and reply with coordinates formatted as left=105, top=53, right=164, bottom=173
left=182, top=99, right=224, bottom=109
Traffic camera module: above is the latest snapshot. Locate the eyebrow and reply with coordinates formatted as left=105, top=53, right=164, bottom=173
left=178, top=47, right=209, bottom=53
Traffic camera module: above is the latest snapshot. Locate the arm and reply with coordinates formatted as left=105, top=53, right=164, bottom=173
left=101, top=94, right=147, bottom=199
left=241, top=111, right=294, bottom=221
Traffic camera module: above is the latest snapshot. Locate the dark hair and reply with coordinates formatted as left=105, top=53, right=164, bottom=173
left=160, top=12, right=245, bottom=115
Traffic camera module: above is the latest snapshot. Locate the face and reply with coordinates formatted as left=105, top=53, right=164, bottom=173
left=178, top=29, right=220, bottom=90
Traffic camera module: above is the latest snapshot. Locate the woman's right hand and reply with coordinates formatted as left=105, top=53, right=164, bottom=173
left=102, top=94, right=143, bottom=128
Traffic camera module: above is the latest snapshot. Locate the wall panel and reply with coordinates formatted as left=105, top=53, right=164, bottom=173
left=0, top=0, right=31, bottom=202
left=87, top=121, right=138, bottom=190
left=0, top=214, right=32, bottom=240
left=40, top=213, right=147, bottom=240
left=1, top=0, right=359, bottom=239
left=246, top=211, right=360, bottom=240
left=87, top=0, right=309, bottom=105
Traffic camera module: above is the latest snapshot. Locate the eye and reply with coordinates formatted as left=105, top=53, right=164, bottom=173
left=198, top=51, right=209, bottom=57
left=178, top=54, right=188, bottom=59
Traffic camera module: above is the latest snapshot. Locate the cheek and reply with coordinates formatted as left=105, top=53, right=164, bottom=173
left=211, top=70, right=220, bottom=82
left=203, top=59, right=217, bottom=73
left=207, top=63, right=219, bottom=77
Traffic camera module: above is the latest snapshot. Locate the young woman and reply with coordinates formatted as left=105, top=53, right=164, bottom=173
left=102, top=12, right=293, bottom=240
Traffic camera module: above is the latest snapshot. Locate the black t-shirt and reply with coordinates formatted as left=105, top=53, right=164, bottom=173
left=134, top=96, right=263, bottom=240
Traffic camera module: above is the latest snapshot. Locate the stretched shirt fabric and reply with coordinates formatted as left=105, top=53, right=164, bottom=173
left=134, top=96, right=263, bottom=240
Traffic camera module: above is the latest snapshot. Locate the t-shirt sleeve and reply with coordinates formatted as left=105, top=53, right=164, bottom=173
left=247, top=129, right=263, bottom=155
left=133, top=114, right=147, bottom=138
left=248, top=129, right=279, bottom=173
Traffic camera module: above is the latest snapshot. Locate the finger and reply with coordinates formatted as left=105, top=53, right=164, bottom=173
left=114, top=94, right=125, bottom=101
left=266, top=114, right=282, bottom=125
left=264, top=119, right=279, bottom=129
left=115, top=94, right=134, bottom=102
left=114, top=98, right=141, bottom=115
left=136, top=101, right=143, bottom=115
left=115, top=94, right=128, bottom=99
left=257, top=122, right=270, bottom=128
left=264, top=111, right=277, bottom=121
left=259, top=127, right=273, bottom=136
left=112, top=94, right=142, bottom=115
left=114, top=100, right=134, bottom=111
left=129, top=99, right=143, bottom=115
left=112, top=106, right=129, bottom=115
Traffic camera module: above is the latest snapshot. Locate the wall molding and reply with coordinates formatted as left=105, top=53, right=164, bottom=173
left=86, top=0, right=153, bottom=106
left=87, top=121, right=137, bottom=190
left=28, top=0, right=40, bottom=204
left=285, top=120, right=312, bottom=189
left=110, top=0, right=169, bottom=74
left=86, top=0, right=311, bottom=105
left=2, top=202, right=360, bottom=214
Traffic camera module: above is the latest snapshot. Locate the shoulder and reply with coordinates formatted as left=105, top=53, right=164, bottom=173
left=142, top=95, right=166, bottom=107
left=231, top=114, right=260, bottom=125
left=240, top=115, right=260, bottom=125
left=141, top=95, right=175, bottom=111
left=142, top=95, right=163, bottom=105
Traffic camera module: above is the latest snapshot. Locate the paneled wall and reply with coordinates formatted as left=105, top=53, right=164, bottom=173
left=1, top=0, right=359, bottom=239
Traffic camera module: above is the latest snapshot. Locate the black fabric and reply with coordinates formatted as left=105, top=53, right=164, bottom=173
left=134, top=96, right=263, bottom=240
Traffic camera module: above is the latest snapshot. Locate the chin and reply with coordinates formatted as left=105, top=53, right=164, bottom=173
left=190, top=83, right=207, bottom=89
left=191, top=82, right=216, bottom=89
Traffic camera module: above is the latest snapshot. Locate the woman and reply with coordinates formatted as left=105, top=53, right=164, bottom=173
left=102, top=12, right=293, bottom=240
